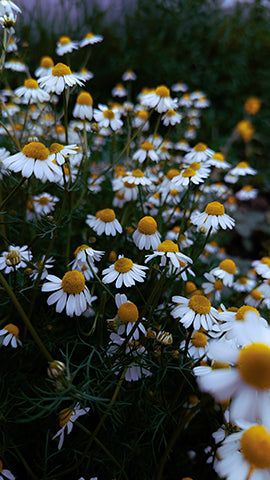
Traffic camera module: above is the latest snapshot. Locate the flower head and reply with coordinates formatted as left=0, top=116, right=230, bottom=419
left=102, top=255, right=148, bottom=288
left=86, top=209, right=122, bottom=236
left=38, top=62, right=84, bottom=94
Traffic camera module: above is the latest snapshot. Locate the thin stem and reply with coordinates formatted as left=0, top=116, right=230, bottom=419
left=63, top=88, right=69, bottom=144
left=0, top=177, right=27, bottom=211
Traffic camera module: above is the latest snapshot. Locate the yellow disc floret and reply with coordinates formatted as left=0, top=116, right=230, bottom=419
left=117, top=302, right=139, bottom=323
left=194, top=142, right=207, bottom=152
left=237, top=343, right=270, bottom=390
left=166, top=168, right=180, bottom=179
left=132, top=168, right=144, bottom=178
left=96, top=209, right=116, bottom=222
left=59, top=407, right=73, bottom=427
left=103, top=109, right=115, bottom=119
left=240, top=425, right=270, bottom=469
left=138, top=216, right=157, bottom=235
left=24, top=78, right=39, bottom=89
left=5, top=250, right=21, bottom=266
left=114, top=258, right=133, bottom=273
left=50, top=142, right=64, bottom=154
left=191, top=331, right=208, bottom=348
left=219, top=259, right=236, bottom=274
left=188, top=295, right=211, bottom=314
left=212, top=152, right=225, bottom=162
left=61, top=270, right=85, bottom=295
left=140, top=141, right=154, bottom=151
left=22, top=141, right=49, bottom=161
left=155, top=85, right=170, bottom=97
left=59, top=36, right=71, bottom=45
left=205, top=201, right=225, bottom=216
left=52, top=63, right=72, bottom=77
left=4, top=323, right=19, bottom=337
left=36, top=196, right=50, bottom=205
left=40, top=56, right=54, bottom=68
left=235, top=305, right=259, bottom=321
left=182, top=167, right=196, bottom=178
left=76, top=91, right=93, bottom=106
left=261, top=257, right=270, bottom=267
left=74, top=244, right=90, bottom=257
left=157, top=240, right=179, bottom=253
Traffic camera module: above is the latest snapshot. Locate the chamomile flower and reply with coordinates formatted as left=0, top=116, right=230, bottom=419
left=108, top=332, right=151, bottom=381
left=71, top=244, right=104, bottom=269
left=133, top=216, right=161, bottom=250
left=132, top=141, right=159, bottom=163
left=0, top=0, right=21, bottom=16
left=171, top=82, right=188, bottom=92
left=38, top=62, right=84, bottom=95
left=42, top=270, right=92, bottom=317
left=115, top=293, right=146, bottom=339
left=93, top=104, right=123, bottom=131
left=49, top=142, right=78, bottom=166
left=80, top=32, right=103, bottom=47
left=5, top=58, right=26, bottom=71
left=86, top=208, right=122, bottom=236
left=112, top=83, right=127, bottom=97
left=210, top=259, right=237, bottom=287
left=52, top=403, right=90, bottom=450
left=15, top=78, right=50, bottom=104
left=28, top=255, right=54, bottom=281
left=171, top=294, right=220, bottom=331
left=132, top=109, right=150, bottom=130
left=0, top=324, right=22, bottom=347
left=181, top=330, right=209, bottom=360
left=161, top=109, right=182, bottom=126
left=215, top=423, right=270, bottom=480
left=30, top=192, right=59, bottom=218
left=35, top=56, right=54, bottom=77
left=230, top=161, right=257, bottom=176
left=233, top=276, right=256, bottom=292
left=3, top=141, right=61, bottom=181
left=76, top=67, right=94, bottom=81
left=183, top=142, right=214, bottom=164
left=174, top=138, right=190, bottom=152
left=172, top=162, right=211, bottom=187
left=0, top=460, right=15, bottom=480
left=235, top=185, right=258, bottom=201
left=122, top=69, right=137, bottom=81
left=202, top=272, right=224, bottom=303
left=122, top=168, right=152, bottom=187
left=73, top=91, right=93, bottom=120
left=178, top=93, right=193, bottom=107
left=141, top=85, right=177, bottom=113
left=0, top=245, right=32, bottom=273
left=102, top=255, right=148, bottom=289
left=145, top=240, right=192, bottom=270
left=56, top=36, right=78, bottom=56
left=252, top=257, right=270, bottom=279
left=194, top=320, right=270, bottom=424
left=244, top=289, right=264, bottom=307
left=191, top=201, right=235, bottom=233
left=206, top=152, right=231, bottom=169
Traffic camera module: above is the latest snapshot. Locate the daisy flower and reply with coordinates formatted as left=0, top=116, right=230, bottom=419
left=108, top=332, right=151, bottom=381
left=174, top=138, right=190, bottom=152
left=52, top=403, right=90, bottom=450
left=86, top=208, right=122, bottom=236
left=38, top=62, right=84, bottom=95
left=56, top=36, right=78, bottom=56
left=145, top=240, right=192, bottom=270
left=252, top=257, right=270, bottom=279
left=93, top=104, right=123, bottom=131
left=178, top=93, right=193, bottom=107
left=3, top=141, right=61, bottom=181
left=235, top=185, right=258, bottom=201
left=132, top=141, right=159, bottom=164
left=210, top=258, right=237, bottom=287
left=171, top=294, right=220, bottom=331
left=6, top=36, right=17, bottom=52
left=206, top=152, right=231, bottom=169
left=112, top=83, right=127, bottom=97
left=132, top=109, right=150, bottom=131
left=0, top=0, right=21, bottom=15
left=114, top=293, right=146, bottom=339
left=14, top=78, right=50, bottom=104
left=244, top=289, right=264, bottom=307
left=161, top=109, right=182, bottom=126
left=233, top=276, right=256, bottom=292
left=0, top=460, right=15, bottom=480
left=42, top=270, right=92, bottom=317
left=230, top=161, right=257, bottom=176
left=0, top=324, right=22, bottom=347
left=171, top=162, right=211, bottom=187
left=191, top=201, right=235, bottom=233
left=122, top=69, right=137, bottom=81
left=71, top=244, right=104, bottom=270
left=171, top=82, right=188, bottom=92
left=215, top=423, right=270, bottom=480
left=28, top=255, right=54, bottom=281
left=122, top=168, right=152, bottom=187
left=5, top=58, right=26, bottom=72
left=102, top=255, right=148, bottom=289
left=35, top=55, right=54, bottom=78
left=202, top=272, right=224, bottom=303
left=181, top=330, right=209, bottom=360
left=0, top=11, right=17, bottom=30
left=49, top=142, right=78, bottom=166
left=73, top=91, right=93, bottom=121
left=80, top=32, right=103, bottom=47
left=132, top=216, right=161, bottom=250
left=76, top=67, right=94, bottom=81
left=29, top=192, right=59, bottom=219
left=141, top=85, right=177, bottom=113
left=0, top=244, right=32, bottom=274
left=183, top=142, right=214, bottom=164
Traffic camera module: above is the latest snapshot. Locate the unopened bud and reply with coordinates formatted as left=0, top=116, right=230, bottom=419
left=47, top=360, right=66, bottom=379
left=156, top=331, right=173, bottom=345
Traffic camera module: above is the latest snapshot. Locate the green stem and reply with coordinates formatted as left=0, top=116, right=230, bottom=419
left=63, top=88, right=69, bottom=144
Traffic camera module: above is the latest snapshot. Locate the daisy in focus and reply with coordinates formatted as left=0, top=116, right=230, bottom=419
left=171, top=162, right=211, bottom=187
left=171, top=294, right=220, bottom=331
left=52, top=403, right=90, bottom=450
left=73, top=91, right=93, bottom=120
left=190, top=201, right=235, bottom=233
left=132, top=216, right=161, bottom=250
left=70, top=244, right=104, bottom=271
left=210, top=258, right=237, bottom=286
left=0, top=324, right=22, bottom=347
left=102, top=255, right=148, bottom=288
left=114, top=293, right=146, bottom=339
left=42, top=270, right=92, bottom=317
left=38, top=62, right=84, bottom=94
left=145, top=240, right=192, bottom=270
left=93, top=104, right=123, bottom=131
left=14, top=78, right=50, bottom=103
left=49, top=142, right=78, bottom=166
left=0, top=244, right=32, bottom=274
left=86, top=208, right=122, bottom=236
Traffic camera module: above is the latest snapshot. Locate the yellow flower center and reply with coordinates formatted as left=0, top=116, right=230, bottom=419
left=243, top=185, right=253, bottom=191
left=182, top=167, right=196, bottom=178
left=261, top=257, right=270, bottom=267
left=124, top=181, right=136, bottom=188
left=240, top=425, right=270, bottom=469
left=114, top=258, right=133, bottom=273
left=61, top=270, right=85, bottom=294
left=236, top=161, right=249, bottom=168
left=103, top=109, right=115, bottom=119
left=4, top=323, right=19, bottom=337
left=24, top=78, right=39, bottom=89
left=185, top=281, right=197, bottom=295
left=169, top=189, right=179, bottom=197
left=96, top=208, right=116, bottom=222
left=117, top=302, right=139, bottom=323
left=212, top=361, right=231, bottom=369
left=137, top=110, right=148, bottom=120
left=155, top=85, right=170, bottom=97
left=52, top=63, right=72, bottom=77
left=235, top=305, right=259, bottom=321
left=22, top=141, right=49, bottom=161
left=140, top=141, right=154, bottom=151
left=85, top=32, right=94, bottom=38
left=40, top=56, right=54, bottom=68
left=188, top=295, right=211, bottom=314
left=55, top=124, right=65, bottom=134
left=74, top=244, right=90, bottom=257
left=59, top=407, right=73, bottom=427
left=191, top=331, right=208, bottom=348
left=36, top=196, right=50, bottom=205
left=132, top=168, right=144, bottom=178
left=138, top=216, right=157, bottom=235
left=167, top=168, right=180, bottom=179
left=5, top=250, right=21, bottom=266
left=213, top=279, right=223, bottom=291
left=212, top=152, right=225, bottom=162
left=194, top=142, right=207, bottom=152
left=238, top=276, right=248, bottom=284
left=237, top=343, right=270, bottom=390
left=59, top=36, right=71, bottom=45
left=189, top=162, right=201, bottom=171
left=157, top=240, right=179, bottom=253
left=205, top=201, right=225, bottom=216
left=165, top=109, right=176, bottom=117
left=77, top=91, right=93, bottom=106
left=250, top=289, right=263, bottom=301
left=219, top=259, right=236, bottom=274
left=50, top=142, right=64, bottom=154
